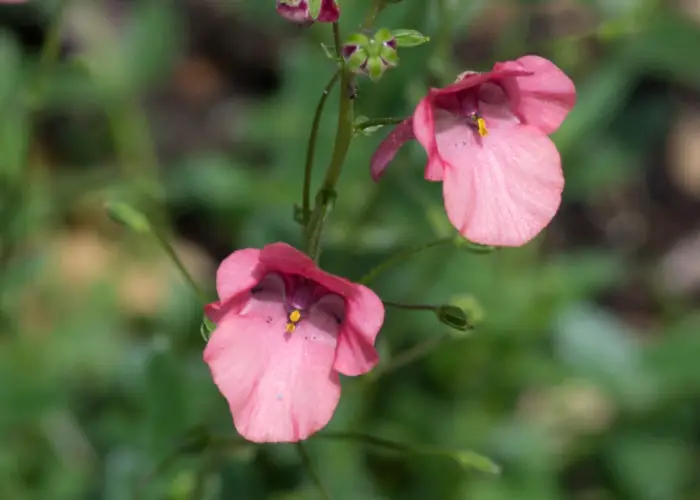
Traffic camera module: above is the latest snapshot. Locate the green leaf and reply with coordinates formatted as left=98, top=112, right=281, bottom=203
left=624, top=12, right=700, bottom=85
left=0, top=33, right=26, bottom=184
left=121, top=2, right=180, bottom=92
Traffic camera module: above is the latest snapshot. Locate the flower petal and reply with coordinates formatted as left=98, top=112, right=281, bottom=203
left=260, top=242, right=316, bottom=275
left=203, top=276, right=341, bottom=443
left=317, top=0, right=340, bottom=22
left=370, top=118, right=415, bottom=181
left=495, top=55, right=576, bottom=135
left=216, top=248, right=263, bottom=303
left=413, top=96, right=445, bottom=181
left=432, top=68, right=532, bottom=98
left=435, top=111, right=564, bottom=246
left=275, top=0, right=312, bottom=23
left=333, top=284, right=384, bottom=376
left=260, top=243, right=355, bottom=297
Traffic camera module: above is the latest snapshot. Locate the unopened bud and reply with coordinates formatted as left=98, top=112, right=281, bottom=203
left=392, top=29, right=431, bottom=48
left=276, top=0, right=339, bottom=25
left=105, top=201, right=151, bottom=234
left=435, top=304, right=472, bottom=332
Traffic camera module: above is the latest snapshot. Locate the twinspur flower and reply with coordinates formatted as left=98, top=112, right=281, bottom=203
left=203, top=243, right=384, bottom=443
left=275, top=0, right=340, bottom=24
left=371, top=55, right=576, bottom=247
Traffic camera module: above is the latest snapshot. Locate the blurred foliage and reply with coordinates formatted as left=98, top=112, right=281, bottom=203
left=1, top=0, right=700, bottom=499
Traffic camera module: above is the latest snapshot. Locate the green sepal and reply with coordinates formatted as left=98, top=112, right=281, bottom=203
left=367, top=56, right=385, bottom=82
left=380, top=45, right=399, bottom=66
left=373, top=28, right=394, bottom=44
left=346, top=49, right=369, bottom=73
left=308, top=0, right=322, bottom=19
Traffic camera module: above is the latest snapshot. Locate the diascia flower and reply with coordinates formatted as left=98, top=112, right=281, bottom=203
left=371, top=55, right=576, bottom=247
left=275, top=0, right=340, bottom=24
left=203, top=243, right=384, bottom=443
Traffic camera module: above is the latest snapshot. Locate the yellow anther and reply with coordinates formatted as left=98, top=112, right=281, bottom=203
left=476, top=117, right=488, bottom=137
left=285, top=323, right=296, bottom=334
left=289, top=309, right=301, bottom=323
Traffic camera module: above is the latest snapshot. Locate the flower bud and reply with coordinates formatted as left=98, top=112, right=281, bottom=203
left=342, top=29, right=398, bottom=82
left=105, top=201, right=151, bottom=234
left=435, top=304, right=472, bottom=332
left=392, top=29, right=431, bottom=48
left=275, top=0, right=339, bottom=25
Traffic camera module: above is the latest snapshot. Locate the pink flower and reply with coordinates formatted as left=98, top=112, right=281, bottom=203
left=203, top=242, right=384, bottom=443
left=371, top=55, right=576, bottom=246
left=275, top=0, right=339, bottom=24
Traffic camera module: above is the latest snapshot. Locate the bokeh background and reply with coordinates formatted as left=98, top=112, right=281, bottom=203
left=2, top=0, right=700, bottom=498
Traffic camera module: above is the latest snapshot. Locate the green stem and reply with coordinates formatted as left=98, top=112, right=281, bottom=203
left=33, top=0, right=70, bottom=101
left=355, top=116, right=406, bottom=132
left=1, top=0, right=69, bottom=267
left=320, top=24, right=354, bottom=191
left=382, top=301, right=437, bottom=311
left=153, top=230, right=209, bottom=304
left=359, top=237, right=454, bottom=285
left=430, top=0, right=456, bottom=82
left=106, top=99, right=167, bottom=227
left=361, top=0, right=388, bottom=30
left=296, top=442, right=332, bottom=500
left=302, top=70, right=341, bottom=226
left=318, top=430, right=440, bottom=455
left=305, top=23, right=355, bottom=261
left=315, top=431, right=500, bottom=474
left=370, top=333, right=450, bottom=379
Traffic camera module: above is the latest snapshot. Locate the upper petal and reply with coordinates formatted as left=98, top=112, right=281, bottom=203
left=260, top=242, right=316, bottom=275
left=495, top=55, right=576, bottom=135
left=412, top=95, right=445, bottom=181
left=216, top=248, right=264, bottom=303
left=370, top=118, right=415, bottom=181
left=333, top=284, right=384, bottom=376
left=203, top=279, right=341, bottom=443
left=432, top=68, right=532, bottom=98
left=435, top=112, right=564, bottom=246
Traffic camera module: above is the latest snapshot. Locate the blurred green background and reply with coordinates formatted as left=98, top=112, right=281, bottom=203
left=2, top=0, right=700, bottom=498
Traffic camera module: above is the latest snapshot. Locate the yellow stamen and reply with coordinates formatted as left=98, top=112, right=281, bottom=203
left=476, top=117, right=488, bottom=137
left=285, top=309, right=302, bottom=334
